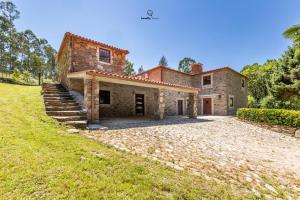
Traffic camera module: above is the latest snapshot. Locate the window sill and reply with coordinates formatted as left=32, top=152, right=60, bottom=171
left=202, top=85, right=213, bottom=89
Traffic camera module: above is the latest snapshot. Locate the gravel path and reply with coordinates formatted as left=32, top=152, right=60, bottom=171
left=83, top=116, right=300, bottom=197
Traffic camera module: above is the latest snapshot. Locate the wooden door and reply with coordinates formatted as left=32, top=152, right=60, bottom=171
left=135, top=94, right=144, bottom=116
left=177, top=100, right=183, bottom=115
left=203, top=98, right=212, bottom=115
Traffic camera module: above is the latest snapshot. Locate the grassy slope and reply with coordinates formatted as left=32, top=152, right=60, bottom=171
left=0, top=83, right=256, bottom=199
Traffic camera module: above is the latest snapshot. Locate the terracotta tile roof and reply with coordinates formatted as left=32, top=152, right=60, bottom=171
left=136, top=65, right=248, bottom=79
left=195, top=66, right=248, bottom=79
left=86, top=70, right=199, bottom=91
left=57, top=32, right=129, bottom=61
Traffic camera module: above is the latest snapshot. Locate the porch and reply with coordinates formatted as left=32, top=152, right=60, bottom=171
left=67, top=70, right=199, bottom=124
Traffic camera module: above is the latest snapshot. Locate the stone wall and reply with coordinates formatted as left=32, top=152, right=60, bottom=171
left=98, top=82, right=158, bottom=118
left=226, top=70, right=248, bottom=115
left=162, top=68, right=193, bottom=87
left=57, top=40, right=71, bottom=87
left=164, top=90, right=189, bottom=116
left=71, top=37, right=126, bottom=75
left=193, top=71, right=229, bottom=115
left=69, top=78, right=84, bottom=94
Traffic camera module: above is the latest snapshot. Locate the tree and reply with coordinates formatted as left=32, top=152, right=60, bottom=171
left=159, top=56, right=168, bottom=66
left=124, top=60, right=135, bottom=76
left=0, top=1, right=20, bottom=70
left=178, top=57, right=196, bottom=73
left=283, top=24, right=300, bottom=58
left=138, top=65, right=144, bottom=74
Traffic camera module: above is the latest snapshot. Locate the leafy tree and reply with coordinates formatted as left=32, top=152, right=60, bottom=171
left=124, top=60, right=135, bottom=76
left=138, top=65, right=144, bottom=74
left=178, top=57, right=196, bottom=73
left=0, top=1, right=57, bottom=81
left=283, top=24, right=300, bottom=58
left=0, top=1, right=19, bottom=70
left=159, top=56, right=168, bottom=66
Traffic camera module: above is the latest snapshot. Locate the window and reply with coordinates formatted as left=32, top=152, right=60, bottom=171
left=241, top=78, right=245, bottom=88
left=203, top=75, right=212, bottom=85
left=100, top=90, right=110, bottom=104
left=229, top=95, right=234, bottom=108
left=99, top=48, right=111, bottom=63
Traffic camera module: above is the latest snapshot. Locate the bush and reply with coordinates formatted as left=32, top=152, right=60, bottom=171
left=12, top=68, right=21, bottom=81
left=22, top=70, right=31, bottom=83
left=237, top=108, right=300, bottom=128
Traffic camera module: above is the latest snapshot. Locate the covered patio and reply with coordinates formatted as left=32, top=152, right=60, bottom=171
left=67, top=70, right=199, bottom=124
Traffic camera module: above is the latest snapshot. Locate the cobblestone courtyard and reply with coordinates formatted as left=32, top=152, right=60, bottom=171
left=83, top=116, right=300, bottom=197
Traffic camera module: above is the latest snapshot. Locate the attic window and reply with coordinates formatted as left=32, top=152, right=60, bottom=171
left=99, top=48, right=111, bottom=63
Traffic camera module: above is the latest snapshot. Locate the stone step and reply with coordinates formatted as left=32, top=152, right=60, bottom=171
left=44, top=94, right=72, bottom=98
left=44, top=92, right=71, bottom=96
left=65, top=120, right=87, bottom=129
left=45, top=102, right=79, bottom=106
left=46, top=105, right=82, bottom=111
left=46, top=110, right=86, bottom=116
left=44, top=92, right=71, bottom=95
left=52, top=115, right=86, bottom=122
left=44, top=89, right=68, bottom=92
left=44, top=98, right=76, bottom=103
left=44, top=97, right=74, bottom=100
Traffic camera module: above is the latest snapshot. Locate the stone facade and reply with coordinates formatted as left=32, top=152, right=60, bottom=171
left=57, top=33, right=247, bottom=120
left=98, top=82, right=157, bottom=118
left=136, top=66, right=247, bottom=116
left=57, top=33, right=128, bottom=88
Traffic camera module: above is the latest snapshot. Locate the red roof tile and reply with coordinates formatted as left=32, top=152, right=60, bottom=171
left=57, top=32, right=129, bottom=61
left=86, top=70, right=199, bottom=91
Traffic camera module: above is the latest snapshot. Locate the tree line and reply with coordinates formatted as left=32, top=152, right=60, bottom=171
left=0, top=1, right=57, bottom=82
left=241, top=23, right=300, bottom=110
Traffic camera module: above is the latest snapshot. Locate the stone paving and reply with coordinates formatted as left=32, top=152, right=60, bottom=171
left=83, top=116, right=300, bottom=198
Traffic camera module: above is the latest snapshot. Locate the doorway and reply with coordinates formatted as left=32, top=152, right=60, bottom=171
left=177, top=100, right=183, bottom=115
left=203, top=98, right=212, bottom=115
left=135, top=94, right=144, bottom=116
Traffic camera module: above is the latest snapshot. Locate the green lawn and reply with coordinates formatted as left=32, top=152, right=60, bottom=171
left=0, top=83, right=257, bottom=199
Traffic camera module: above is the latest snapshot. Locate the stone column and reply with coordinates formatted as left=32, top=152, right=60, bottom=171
left=154, top=89, right=165, bottom=120
left=84, top=77, right=100, bottom=123
left=188, top=92, right=198, bottom=118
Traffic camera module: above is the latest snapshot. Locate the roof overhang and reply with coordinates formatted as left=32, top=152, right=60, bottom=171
left=67, top=71, right=199, bottom=93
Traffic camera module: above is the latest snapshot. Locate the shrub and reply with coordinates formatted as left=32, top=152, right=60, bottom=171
left=22, top=70, right=31, bottom=83
left=237, top=108, right=300, bottom=128
left=12, top=68, right=21, bottom=81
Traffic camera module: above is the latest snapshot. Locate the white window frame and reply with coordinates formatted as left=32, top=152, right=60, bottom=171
left=228, top=95, right=234, bottom=109
left=202, top=73, right=213, bottom=89
left=97, top=47, right=112, bottom=65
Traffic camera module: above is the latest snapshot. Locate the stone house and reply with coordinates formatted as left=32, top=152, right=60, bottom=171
left=56, top=32, right=247, bottom=124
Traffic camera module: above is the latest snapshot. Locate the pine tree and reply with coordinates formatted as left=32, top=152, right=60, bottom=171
left=138, top=65, right=144, bottom=74
left=124, top=60, right=136, bottom=76
left=159, top=56, right=168, bottom=66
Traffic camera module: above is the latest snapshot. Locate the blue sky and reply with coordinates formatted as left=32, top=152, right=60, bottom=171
left=14, top=0, right=300, bottom=72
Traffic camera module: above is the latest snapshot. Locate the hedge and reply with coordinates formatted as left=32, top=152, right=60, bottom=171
left=236, top=108, right=300, bottom=128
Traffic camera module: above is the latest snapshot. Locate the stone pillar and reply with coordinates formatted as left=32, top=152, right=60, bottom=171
left=188, top=92, right=198, bottom=118
left=84, top=77, right=100, bottom=123
left=154, top=89, right=165, bottom=120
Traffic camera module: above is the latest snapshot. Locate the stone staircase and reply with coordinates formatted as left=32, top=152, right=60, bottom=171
left=42, top=83, right=87, bottom=129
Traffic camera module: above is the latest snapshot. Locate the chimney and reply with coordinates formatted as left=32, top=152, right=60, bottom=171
left=191, top=63, right=203, bottom=75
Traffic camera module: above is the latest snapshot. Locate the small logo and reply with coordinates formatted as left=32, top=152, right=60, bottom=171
left=141, top=9, right=159, bottom=20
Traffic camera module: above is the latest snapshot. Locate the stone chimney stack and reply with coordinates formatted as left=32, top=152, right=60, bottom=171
left=191, top=63, right=203, bottom=75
